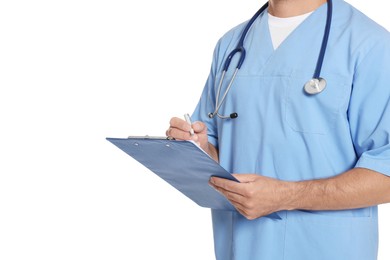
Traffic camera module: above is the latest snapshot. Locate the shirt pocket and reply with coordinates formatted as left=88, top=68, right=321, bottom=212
left=285, top=73, right=349, bottom=135
left=284, top=209, right=378, bottom=260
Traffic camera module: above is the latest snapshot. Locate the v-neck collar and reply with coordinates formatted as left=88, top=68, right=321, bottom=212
left=267, top=2, right=328, bottom=53
left=244, top=2, right=329, bottom=76
left=268, top=11, right=314, bottom=50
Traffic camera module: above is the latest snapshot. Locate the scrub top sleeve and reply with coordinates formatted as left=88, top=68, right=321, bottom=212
left=349, top=36, right=390, bottom=176
left=191, top=40, right=222, bottom=149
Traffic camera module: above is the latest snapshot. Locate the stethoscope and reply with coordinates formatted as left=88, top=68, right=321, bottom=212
left=208, top=0, right=332, bottom=119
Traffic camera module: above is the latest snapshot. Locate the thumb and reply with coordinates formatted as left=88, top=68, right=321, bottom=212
left=232, top=173, right=258, bottom=183
left=192, top=121, right=207, bottom=134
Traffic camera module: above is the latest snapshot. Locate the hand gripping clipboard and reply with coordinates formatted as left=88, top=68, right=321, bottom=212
left=107, top=136, right=280, bottom=219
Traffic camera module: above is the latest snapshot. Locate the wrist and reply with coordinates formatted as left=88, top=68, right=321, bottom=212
left=206, top=142, right=219, bottom=162
left=280, top=181, right=307, bottom=211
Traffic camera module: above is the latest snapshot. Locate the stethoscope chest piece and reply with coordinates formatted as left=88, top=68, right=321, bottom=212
left=304, top=78, right=327, bottom=95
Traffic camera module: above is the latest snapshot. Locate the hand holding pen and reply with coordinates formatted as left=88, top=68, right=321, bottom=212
left=166, top=114, right=219, bottom=162
left=166, top=114, right=207, bottom=147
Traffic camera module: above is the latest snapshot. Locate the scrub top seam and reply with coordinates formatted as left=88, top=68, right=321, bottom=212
left=231, top=213, right=236, bottom=260
left=353, top=40, right=384, bottom=77
left=282, top=211, right=288, bottom=260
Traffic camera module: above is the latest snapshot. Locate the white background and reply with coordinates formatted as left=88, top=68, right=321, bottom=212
left=0, top=0, right=389, bottom=259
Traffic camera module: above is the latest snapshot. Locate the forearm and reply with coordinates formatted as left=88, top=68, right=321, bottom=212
left=285, top=167, right=390, bottom=211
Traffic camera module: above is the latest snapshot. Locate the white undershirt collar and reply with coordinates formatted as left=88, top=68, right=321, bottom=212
left=268, top=11, right=313, bottom=50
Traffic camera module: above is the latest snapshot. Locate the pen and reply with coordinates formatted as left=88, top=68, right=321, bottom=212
left=184, top=113, right=195, bottom=136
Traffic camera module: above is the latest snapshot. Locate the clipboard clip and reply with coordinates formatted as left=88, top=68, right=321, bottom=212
left=127, top=135, right=176, bottom=140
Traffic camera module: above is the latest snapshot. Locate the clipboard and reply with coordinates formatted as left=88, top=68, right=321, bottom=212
left=107, top=136, right=280, bottom=219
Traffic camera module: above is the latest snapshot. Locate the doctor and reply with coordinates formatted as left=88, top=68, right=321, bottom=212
left=167, top=0, right=390, bottom=259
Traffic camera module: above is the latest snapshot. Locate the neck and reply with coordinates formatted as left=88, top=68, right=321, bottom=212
left=268, top=0, right=327, bottom=17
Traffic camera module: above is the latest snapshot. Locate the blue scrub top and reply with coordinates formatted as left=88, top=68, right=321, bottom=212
left=192, top=0, right=390, bottom=259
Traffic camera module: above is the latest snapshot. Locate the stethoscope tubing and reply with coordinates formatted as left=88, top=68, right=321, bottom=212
left=313, top=0, right=332, bottom=79
left=209, top=0, right=332, bottom=119
left=212, top=69, right=239, bottom=119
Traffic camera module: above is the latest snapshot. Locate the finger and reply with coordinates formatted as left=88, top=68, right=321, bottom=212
left=169, top=117, right=191, bottom=132
left=165, top=128, right=171, bottom=137
left=209, top=181, right=243, bottom=197
left=233, top=203, right=251, bottom=219
left=214, top=189, right=258, bottom=220
left=213, top=184, right=246, bottom=205
left=209, top=176, right=247, bottom=196
left=168, top=127, right=195, bottom=140
left=192, top=121, right=207, bottom=133
left=210, top=182, right=256, bottom=219
left=214, top=187, right=250, bottom=217
left=210, top=181, right=246, bottom=206
left=165, top=127, right=174, bottom=138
